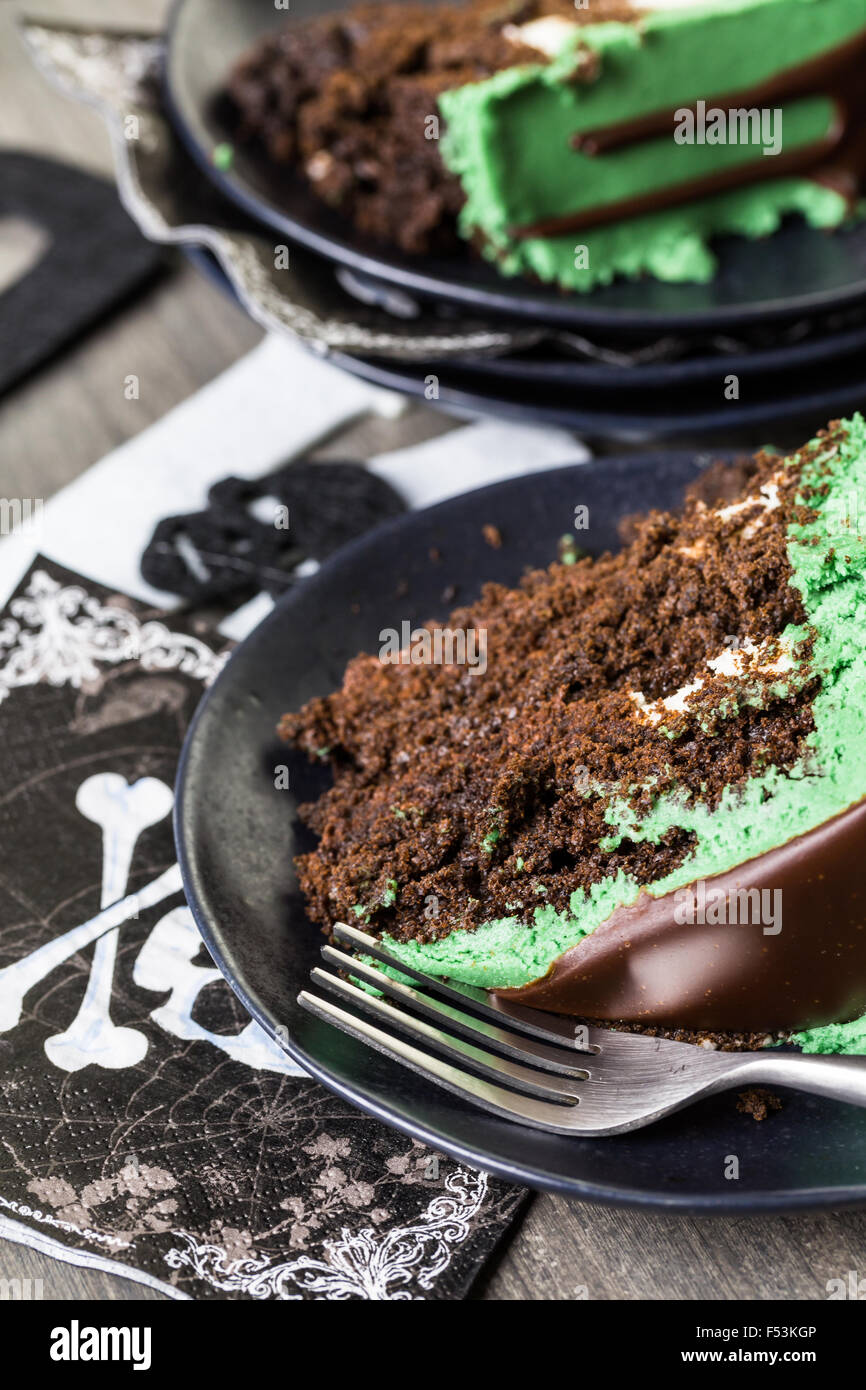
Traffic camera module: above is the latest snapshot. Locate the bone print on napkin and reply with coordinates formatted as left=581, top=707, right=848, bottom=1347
left=0, top=560, right=525, bottom=1300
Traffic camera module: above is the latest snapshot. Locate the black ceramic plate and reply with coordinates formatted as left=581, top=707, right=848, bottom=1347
left=332, top=349, right=866, bottom=441
left=463, top=313, right=866, bottom=391
left=165, top=0, right=866, bottom=335
left=176, top=458, right=866, bottom=1210
left=184, top=246, right=866, bottom=441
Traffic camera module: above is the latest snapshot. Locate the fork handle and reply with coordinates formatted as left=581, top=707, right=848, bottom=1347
left=726, top=1051, right=866, bottom=1108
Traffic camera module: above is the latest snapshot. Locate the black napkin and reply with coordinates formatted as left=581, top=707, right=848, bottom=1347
left=0, top=153, right=163, bottom=398
left=0, top=558, right=526, bottom=1300
left=141, top=460, right=406, bottom=605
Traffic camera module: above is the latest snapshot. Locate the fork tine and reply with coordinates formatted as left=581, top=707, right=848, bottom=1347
left=332, top=921, right=599, bottom=1050
left=311, top=967, right=581, bottom=1101
left=323, top=945, right=589, bottom=1077
left=298, top=988, right=594, bottom=1134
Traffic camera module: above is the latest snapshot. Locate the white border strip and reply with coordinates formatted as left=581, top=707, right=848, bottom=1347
left=0, top=1214, right=189, bottom=1301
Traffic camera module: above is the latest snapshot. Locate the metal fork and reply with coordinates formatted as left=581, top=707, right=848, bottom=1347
left=298, top=922, right=866, bottom=1135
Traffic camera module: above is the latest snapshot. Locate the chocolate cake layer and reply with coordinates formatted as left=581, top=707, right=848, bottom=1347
left=281, top=443, right=813, bottom=954
left=227, top=0, right=585, bottom=255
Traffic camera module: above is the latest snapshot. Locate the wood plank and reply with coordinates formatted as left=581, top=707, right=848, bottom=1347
left=477, top=1196, right=866, bottom=1300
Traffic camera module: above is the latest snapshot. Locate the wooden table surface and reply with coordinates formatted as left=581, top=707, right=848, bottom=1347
left=2, top=0, right=865, bottom=1303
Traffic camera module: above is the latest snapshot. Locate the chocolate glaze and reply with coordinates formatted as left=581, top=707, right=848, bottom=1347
left=512, top=27, right=866, bottom=237
left=493, top=798, right=866, bottom=1030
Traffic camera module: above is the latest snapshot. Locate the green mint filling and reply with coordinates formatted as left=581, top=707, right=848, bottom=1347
left=437, top=0, right=864, bottom=292
left=379, top=414, right=866, bottom=1052
left=792, top=1014, right=866, bottom=1054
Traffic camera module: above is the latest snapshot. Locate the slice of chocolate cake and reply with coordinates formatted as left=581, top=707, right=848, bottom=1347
left=227, top=0, right=866, bottom=291
left=280, top=415, right=866, bottom=1054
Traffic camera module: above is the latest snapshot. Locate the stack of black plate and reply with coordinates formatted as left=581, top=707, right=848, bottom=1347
left=165, top=0, right=866, bottom=441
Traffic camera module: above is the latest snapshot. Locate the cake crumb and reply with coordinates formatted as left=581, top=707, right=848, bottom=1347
left=483, top=523, right=503, bottom=549
left=736, top=1087, right=783, bottom=1121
